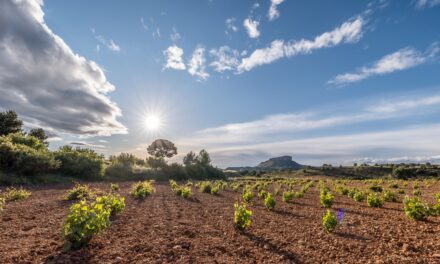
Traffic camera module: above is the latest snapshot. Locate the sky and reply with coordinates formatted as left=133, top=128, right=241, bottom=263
left=1, top=0, right=440, bottom=167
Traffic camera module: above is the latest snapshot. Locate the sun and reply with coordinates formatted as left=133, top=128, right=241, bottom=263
left=145, top=114, right=162, bottom=131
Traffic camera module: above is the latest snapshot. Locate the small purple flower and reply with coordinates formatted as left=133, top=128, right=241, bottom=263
left=337, top=208, right=345, bottom=222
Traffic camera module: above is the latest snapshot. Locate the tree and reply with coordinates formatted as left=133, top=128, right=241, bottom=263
left=28, top=128, right=48, bottom=146
left=0, top=110, right=23, bottom=136
left=147, top=139, right=177, bottom=159
left=196, top=149, right=211, bottom=166
left=183, top=151, right=196, bottom=166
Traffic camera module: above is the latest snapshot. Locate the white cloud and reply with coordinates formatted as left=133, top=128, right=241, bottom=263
left=209, top=46, right=241, bottom=72
left=416, top=0, right=440, bottom=8
left=188, top=46, right=209, bottom=81
left=243, top=18, right=260, bottom=38
left=268, top=0, right=285, bottom=21
left=163, top=45, right=186, bottom=70
left=91, top=29, right=121, bottom=52
left=238, top=16, right=365, bottom=72
left=328, top=44, right=440, bottom=85
left=225, top=18, right=239, bottom=35
left=0, top=0, right=126, bottom=136
left=170, top=27, right=181, bottom=42
left=367, top=95, right=440, bottom=113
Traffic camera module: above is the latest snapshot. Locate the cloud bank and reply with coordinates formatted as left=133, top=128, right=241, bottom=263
left=0, top=0, right=126, bottom=136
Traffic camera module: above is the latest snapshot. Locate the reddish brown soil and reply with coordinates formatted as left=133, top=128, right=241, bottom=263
left=0, top=181, right=439, bottom=264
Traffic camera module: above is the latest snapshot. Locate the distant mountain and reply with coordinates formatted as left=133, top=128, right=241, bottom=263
left=226, top=156, right=303, bottom=171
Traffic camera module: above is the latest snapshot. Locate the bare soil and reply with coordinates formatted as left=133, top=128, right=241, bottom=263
left=0, top=181, right=439, bottom=264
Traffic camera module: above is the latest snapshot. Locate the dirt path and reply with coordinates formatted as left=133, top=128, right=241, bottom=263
left=0, top=182, right=439, bottom=263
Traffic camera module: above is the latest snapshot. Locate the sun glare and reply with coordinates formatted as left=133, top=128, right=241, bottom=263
left=145, top=114, right=162, bottom=131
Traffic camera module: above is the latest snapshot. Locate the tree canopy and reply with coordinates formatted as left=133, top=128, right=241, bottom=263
left=0, top=110, right=23, bottom=136
left=147, top=139, right=177, bottom=158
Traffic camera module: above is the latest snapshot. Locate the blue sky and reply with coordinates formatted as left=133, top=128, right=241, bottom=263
left=1, top=0, right=440, bottom=167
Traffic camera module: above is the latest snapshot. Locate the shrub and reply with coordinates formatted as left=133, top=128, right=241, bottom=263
left=413, top=189, right=422, bottom=196
left=95, top=194, right=125, bottom=216
left=54, top=146, right=104, bottom=180
left=369, top=185, right=383, bottom=193
left=0, top=133, right=59, bottom=175
left=322, top=209, right=338, bottom=233
left=181, top=187, right=192, bottom=199
left=131, top=181, right=155, bottom=199
left=403, top=196, right=430, bottom=221
left=353, top=191, right=366, bottom=202
left=397, top=189, right=405, bottom=194
left=65, top=184, right=93, bottom=201
left=389, top=183, right=399, bottom=189
left=211, top=186, right=219, bottom=195
left=62, top=200, right=110, bottom=250
left=110, top=183, right=119, bottom=192
left=383, top=190, right=398, bottom=202
left=348, top=188, right=358, bottom=198
left=294, top=191, right=304, bottom=198
left=4, top=187, right=31, bottom=201
left=320, top=191, right=334, bottom=208
left=367, top=193, right=383, bottom=208
left=199, top=181, right=212, bottom=193
left=234, top=202, right=251, bottom=230
left=282, top=191, right=294, bottom=202
left=435, top=193, right=440, bottom=203
left=336, top=186, right=349, bottom=195
left=0, top=197, right=5, bottom=211
left=258, top=189, right=268, bottom=199
left=264, top=193, right=276, bottom=211
left=242, top=188, right=254, bottom=203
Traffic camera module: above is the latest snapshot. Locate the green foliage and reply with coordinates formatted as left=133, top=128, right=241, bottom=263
left=389, top=183, right=399, bottom=189
left=369, top=185, right=383, bottom=193
left=435, top=193, right=440, bottom=203
left=397, top=189, right=405, bottom=194
left=294, top=191, right=304, bottom=198
left=28, top=128, right=48, bottom=146
left=65, top=184, right=93, bottom=201
left=320, top=190, right=334, bottom=208
left=348, top=188, right=358, bottom=198
left=211, top=186, right=219, bottom=195
left=242, top=188, right=254, bottom=203
left=282, top=191, right=294, bottom=202
left=335, top=186, right=349, bottom=195
left=0, top=133, right=59, bottom=175
left=258, top=189, right=268, bottom=199
left=147, top=139, right=177, bottom=159
left=199, top=181, right=212, bottom=193
left=95, top=194, right=125, bottom=216
left=180, top=186, right=192, bottom=199
left=0, top=110, right=23, bottom=136
left=0, top=197, right=5, bottom=211
left=131, top=181, right=155, bottom=199
left=234, top=202, right=252, bottom=230
left=54, top=146, right=104, bottom=179
left=62, top=200, right=111, bottom=250
left=383, top=190, right=398, bottom=202
left=322, top=209, right=338, bottom=233
left=264, top=193, right=276, bottom=211
left=3, top=187, right=31, bottom=202
left=403, top=196, right=430, bottom=221
left=413, top=189, right=422, bottom=196
left=367, top=193, right=384, bottom=208
left=353, top=191, right=366, bottom=202
left=110, top=183, right=119, bottom=192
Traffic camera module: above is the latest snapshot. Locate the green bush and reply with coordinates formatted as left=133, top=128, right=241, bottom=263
left=3, top=187, right=31, bottom=201
left=0, top=133, right=59, bottom=175
left=0, top=197, right=5, bottom=211
left=211, top=186, right=219, bottom=195
left=294, top=191, right=304, bottom=198
left=95, top=194, right=125, bottom=216
left=435, top=193, right=440, bottom=203
left=131, top=181, right=155, bottom=199
left=369, top=185, right=383, bottom=193
left=320, top=191, right=334, bottom=208
left=403, top=196, right=430, bottom=221
left=353, top=191, right=366, bottom=202
left=397, top=189, right=405, bottom=194
left=199, top=181, right=212, bottom=193
left=348, top=188, right=358, bottom=198
left=322, top=209, right=338, bottom=233
left=383, top=190, right=398, bottom=202
left=234, top=202, right=252, bottom=230
left=54, top=146, right=104, bottom=180
left=413, top=189, right=422, bottom=196
left=110, top=183, right=119, bottom=192
left=336, top=186, right=349, bottom=195
left=65, top=184, right=93, bottom=201
left=367, top=193, right=383, bottom=208
left=264, top=193, right=276, bottom=211
left=242, top=188, right=254, bottom=203
left=258, top=189, right=268, bottom=199
left=62, top=200, right=110, bottom=250
left=282, top=191, right=294, bottom=202
left=181, top=187, right=192, bottom=199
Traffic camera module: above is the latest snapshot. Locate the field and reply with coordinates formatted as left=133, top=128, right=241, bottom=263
left=1, top=178, right=440, bottom=264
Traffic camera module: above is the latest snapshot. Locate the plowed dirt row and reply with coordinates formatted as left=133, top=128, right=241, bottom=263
left=0, top=182, right=439, bottom=264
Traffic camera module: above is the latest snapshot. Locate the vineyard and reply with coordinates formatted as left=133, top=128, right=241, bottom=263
left=0, top=177, right=439, bottom=263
